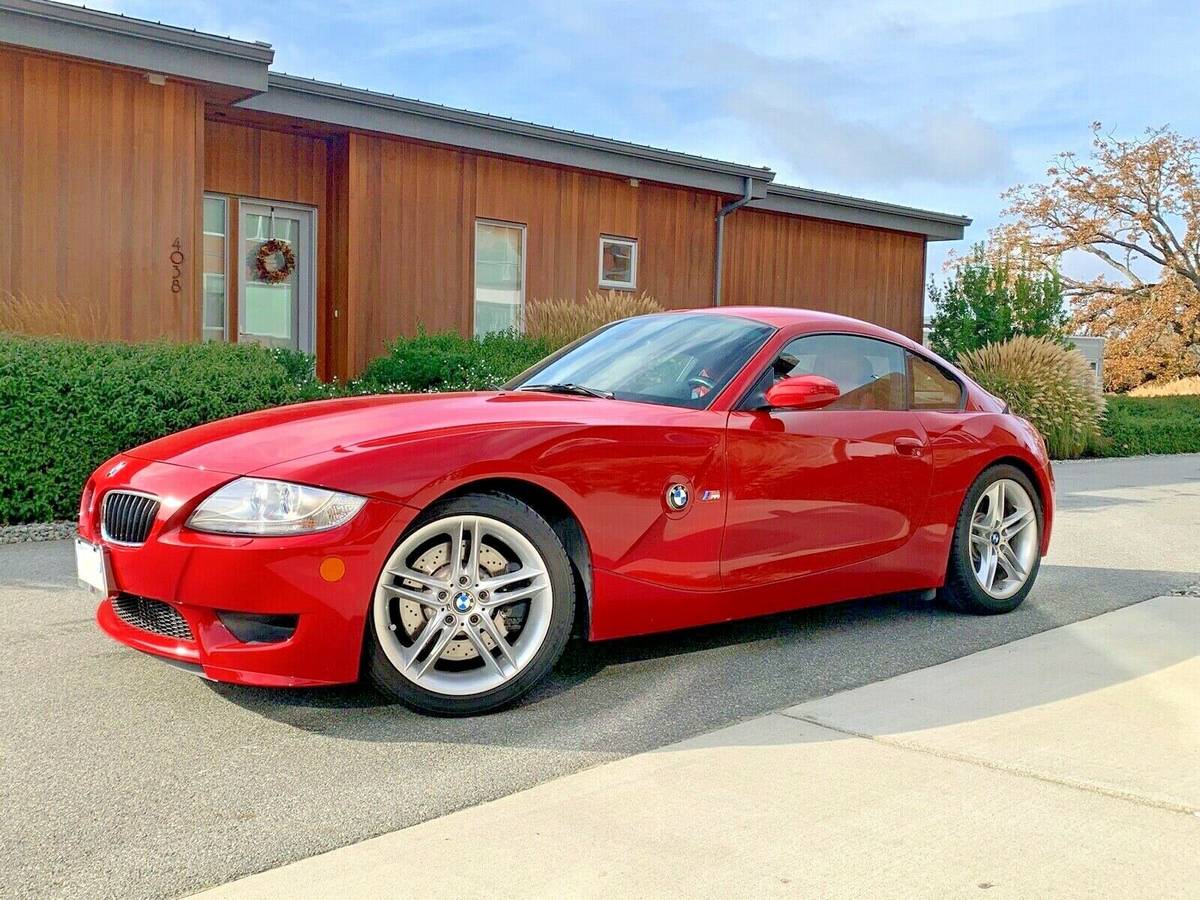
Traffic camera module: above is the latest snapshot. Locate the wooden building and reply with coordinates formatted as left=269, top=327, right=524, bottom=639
left=0, top=0, right=969, bottom=379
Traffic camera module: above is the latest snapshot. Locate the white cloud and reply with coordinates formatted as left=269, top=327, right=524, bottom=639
left=728, top=82, right=1013, bottom=187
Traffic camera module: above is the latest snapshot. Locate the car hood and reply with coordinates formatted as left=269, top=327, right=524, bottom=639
left=124, top=391, right=597, bottom=476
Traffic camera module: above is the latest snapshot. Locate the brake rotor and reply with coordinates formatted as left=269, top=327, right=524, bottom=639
left=398, top=540, right=509, bottom=661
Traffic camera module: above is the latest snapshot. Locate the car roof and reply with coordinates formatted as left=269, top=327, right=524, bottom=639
left=662, top=305, right=918, bottom=344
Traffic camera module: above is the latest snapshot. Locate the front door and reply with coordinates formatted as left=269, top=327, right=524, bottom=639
left=238, top=201, right=315, bottom=352
left=721, top=333, right=933, bottom=589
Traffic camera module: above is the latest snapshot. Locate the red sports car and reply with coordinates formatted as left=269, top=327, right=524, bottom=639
left=77, top=308, right=1053, bottom=715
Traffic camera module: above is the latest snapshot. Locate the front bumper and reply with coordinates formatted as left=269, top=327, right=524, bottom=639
left=83, top=455, right=418, bottom=686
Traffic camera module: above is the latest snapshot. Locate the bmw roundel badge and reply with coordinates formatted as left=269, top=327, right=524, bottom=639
left=666, top=483, right=690, bottom=510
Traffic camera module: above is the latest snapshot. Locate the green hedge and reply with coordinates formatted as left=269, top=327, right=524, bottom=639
left=0, top=336, right=321, bottom=524
left=355, top=330, right=549, bottom=393
left=1094, top=395, right=1200, bottom=457
left=0, top=330, right=551, bottom=525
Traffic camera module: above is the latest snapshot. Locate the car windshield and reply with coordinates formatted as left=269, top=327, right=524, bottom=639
left=508, top=314, right=774, bottom=409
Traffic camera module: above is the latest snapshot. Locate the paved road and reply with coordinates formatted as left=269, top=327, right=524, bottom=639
left=2, top=455, right=1198, bottom=899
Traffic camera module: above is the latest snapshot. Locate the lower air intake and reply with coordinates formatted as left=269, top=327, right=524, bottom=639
left=112, top=594, right=195, bottom=642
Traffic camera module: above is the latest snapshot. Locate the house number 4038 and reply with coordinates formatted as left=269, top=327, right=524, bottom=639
left=170, top=237, right=185, bottom=294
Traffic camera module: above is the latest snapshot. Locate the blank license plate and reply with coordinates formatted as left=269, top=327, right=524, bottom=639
left=75, top=538, right=110, bottom=595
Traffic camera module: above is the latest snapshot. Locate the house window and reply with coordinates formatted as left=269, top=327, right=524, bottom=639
left=599, top=235, right=637, bottom=290
left=474, top=220, right=526, bottom=336
left=202, top=195, right=227, bottom=341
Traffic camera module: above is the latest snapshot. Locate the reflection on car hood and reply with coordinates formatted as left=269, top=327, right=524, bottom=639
left=123, top=391, right=599, bottom=475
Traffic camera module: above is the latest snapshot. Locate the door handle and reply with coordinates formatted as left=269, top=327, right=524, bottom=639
left=894, top=436, right=925, bottom=457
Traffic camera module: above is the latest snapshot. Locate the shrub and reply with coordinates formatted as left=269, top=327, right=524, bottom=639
left=355, top=329, right=549, bottom=393
left=958, top=336, right=1105, bottom=459
left=927, top=245, right=1069, bottom=361
left=1095, top=395, right=1200, bottom=456
left=1128, top=375, right=1200, bottom=397
left=0, top=336, right=316, bottom=524
left=524, top=291, right=662, bottom=350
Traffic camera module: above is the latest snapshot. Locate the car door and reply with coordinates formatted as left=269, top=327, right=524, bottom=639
left=721, top=333, right=934, bottom=589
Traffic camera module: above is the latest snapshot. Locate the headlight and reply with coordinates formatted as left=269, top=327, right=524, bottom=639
left=186, top=478, right=366, bottom=536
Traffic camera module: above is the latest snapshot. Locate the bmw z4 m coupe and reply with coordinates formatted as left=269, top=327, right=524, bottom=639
left=78, top=308, right=1053, bottom=715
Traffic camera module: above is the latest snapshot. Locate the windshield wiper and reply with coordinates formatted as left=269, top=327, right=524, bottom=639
left=517, top=382, right=614, bottom=400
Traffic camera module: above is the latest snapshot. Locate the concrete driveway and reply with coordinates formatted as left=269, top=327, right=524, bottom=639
left=2, top=454, right=1198, bottom=899
left=193, top=593, right=1200, bottom=899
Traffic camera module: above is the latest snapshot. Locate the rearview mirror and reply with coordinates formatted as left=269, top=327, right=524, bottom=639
left=764, top=374, right=840, bottom=411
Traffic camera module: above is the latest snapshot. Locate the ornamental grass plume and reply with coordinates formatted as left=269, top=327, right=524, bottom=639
left=959, top=335, right=1105, bottom=459
left=1128, top=375, right=1200, bottom=397
left=524, top=290, right=662, bottom=350
left=0, top=291, right=107, bottom=340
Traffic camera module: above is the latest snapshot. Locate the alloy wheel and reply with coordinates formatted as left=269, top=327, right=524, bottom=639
left=968, top=478, right=1039, bottom=600
left=372, top=515, right=553, bottom=696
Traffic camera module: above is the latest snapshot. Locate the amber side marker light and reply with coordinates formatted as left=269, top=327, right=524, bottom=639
left=320, top=557, right=346, bottom=583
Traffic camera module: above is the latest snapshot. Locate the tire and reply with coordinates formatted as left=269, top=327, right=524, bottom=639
left=939, top=464, right=1043, bottom=615
left=366, top=491, right=575, bottom=716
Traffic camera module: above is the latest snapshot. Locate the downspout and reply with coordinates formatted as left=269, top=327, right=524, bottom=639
left=714, top=176, right=755, bottom=306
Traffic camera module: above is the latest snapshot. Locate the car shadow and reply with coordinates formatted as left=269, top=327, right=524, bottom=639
left=205, top=590, right=933, bottom=712
left=205, top=564, right=1199, bottom=754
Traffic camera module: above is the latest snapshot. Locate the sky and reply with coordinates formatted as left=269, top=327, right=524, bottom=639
left=89, top=0, right=1200, bottom=306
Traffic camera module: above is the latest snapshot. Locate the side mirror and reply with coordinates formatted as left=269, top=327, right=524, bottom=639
left=764, top=374, right=840, bottom=411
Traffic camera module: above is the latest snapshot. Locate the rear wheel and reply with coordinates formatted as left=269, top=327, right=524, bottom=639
left=366, top=492, right=575, bottom=715
left=940, top=465, right=1042, bottom=615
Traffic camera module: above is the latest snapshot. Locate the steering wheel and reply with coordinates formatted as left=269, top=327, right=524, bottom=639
left=687, top=374, right=715, bottom=394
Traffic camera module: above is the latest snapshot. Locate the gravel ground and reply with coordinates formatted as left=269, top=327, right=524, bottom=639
left=2, top=453, right=1198, bottom=899
left=0, top=521, right=76, bottom=544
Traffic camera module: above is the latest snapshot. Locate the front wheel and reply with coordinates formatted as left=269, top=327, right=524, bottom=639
left=366, top=492, right=575, bottom=715
left=940, top=465, right=1043, bottom=615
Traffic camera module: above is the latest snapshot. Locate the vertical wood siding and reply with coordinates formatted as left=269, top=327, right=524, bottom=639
left=337, top=135, right=927, bottom=375
left=0, top=48, right=203, bottom=341
left=339, top=135, right=725, bottom=374
left=723, top=208, right=928, bottom=339
left=0, top=45, right=929, bottom=376
left=204, top=119, right=327, bottom=207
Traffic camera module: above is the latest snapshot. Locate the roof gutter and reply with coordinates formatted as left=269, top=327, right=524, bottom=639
left=714, top=176, right=757, bottom=306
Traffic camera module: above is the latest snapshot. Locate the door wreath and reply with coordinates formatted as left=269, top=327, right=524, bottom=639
left=254, top=238, right=296, bottom=284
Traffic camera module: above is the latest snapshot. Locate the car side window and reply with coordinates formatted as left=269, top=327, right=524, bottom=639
left=908, top=353, right=963, bottom=410
left=748, top=334, right=907, bottom=411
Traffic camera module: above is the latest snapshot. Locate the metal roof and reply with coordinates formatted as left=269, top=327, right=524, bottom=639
left=0, top=0, right=273, bottom=93
left=0, top=0, right=970, bottom=240
left=754, top=183, right=972, bottom=241
left=242, top=73, right=775, bottom=198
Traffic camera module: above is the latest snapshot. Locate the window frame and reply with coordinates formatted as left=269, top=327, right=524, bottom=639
left=201, top=193, right=229, bottom=342
left=906, top=350, right=967, bottom=412
left=737, top=331, right=968, bottom=413
left=598, top=234, right=638, bottom=291
left=473, top=218, right=527, bottom=336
